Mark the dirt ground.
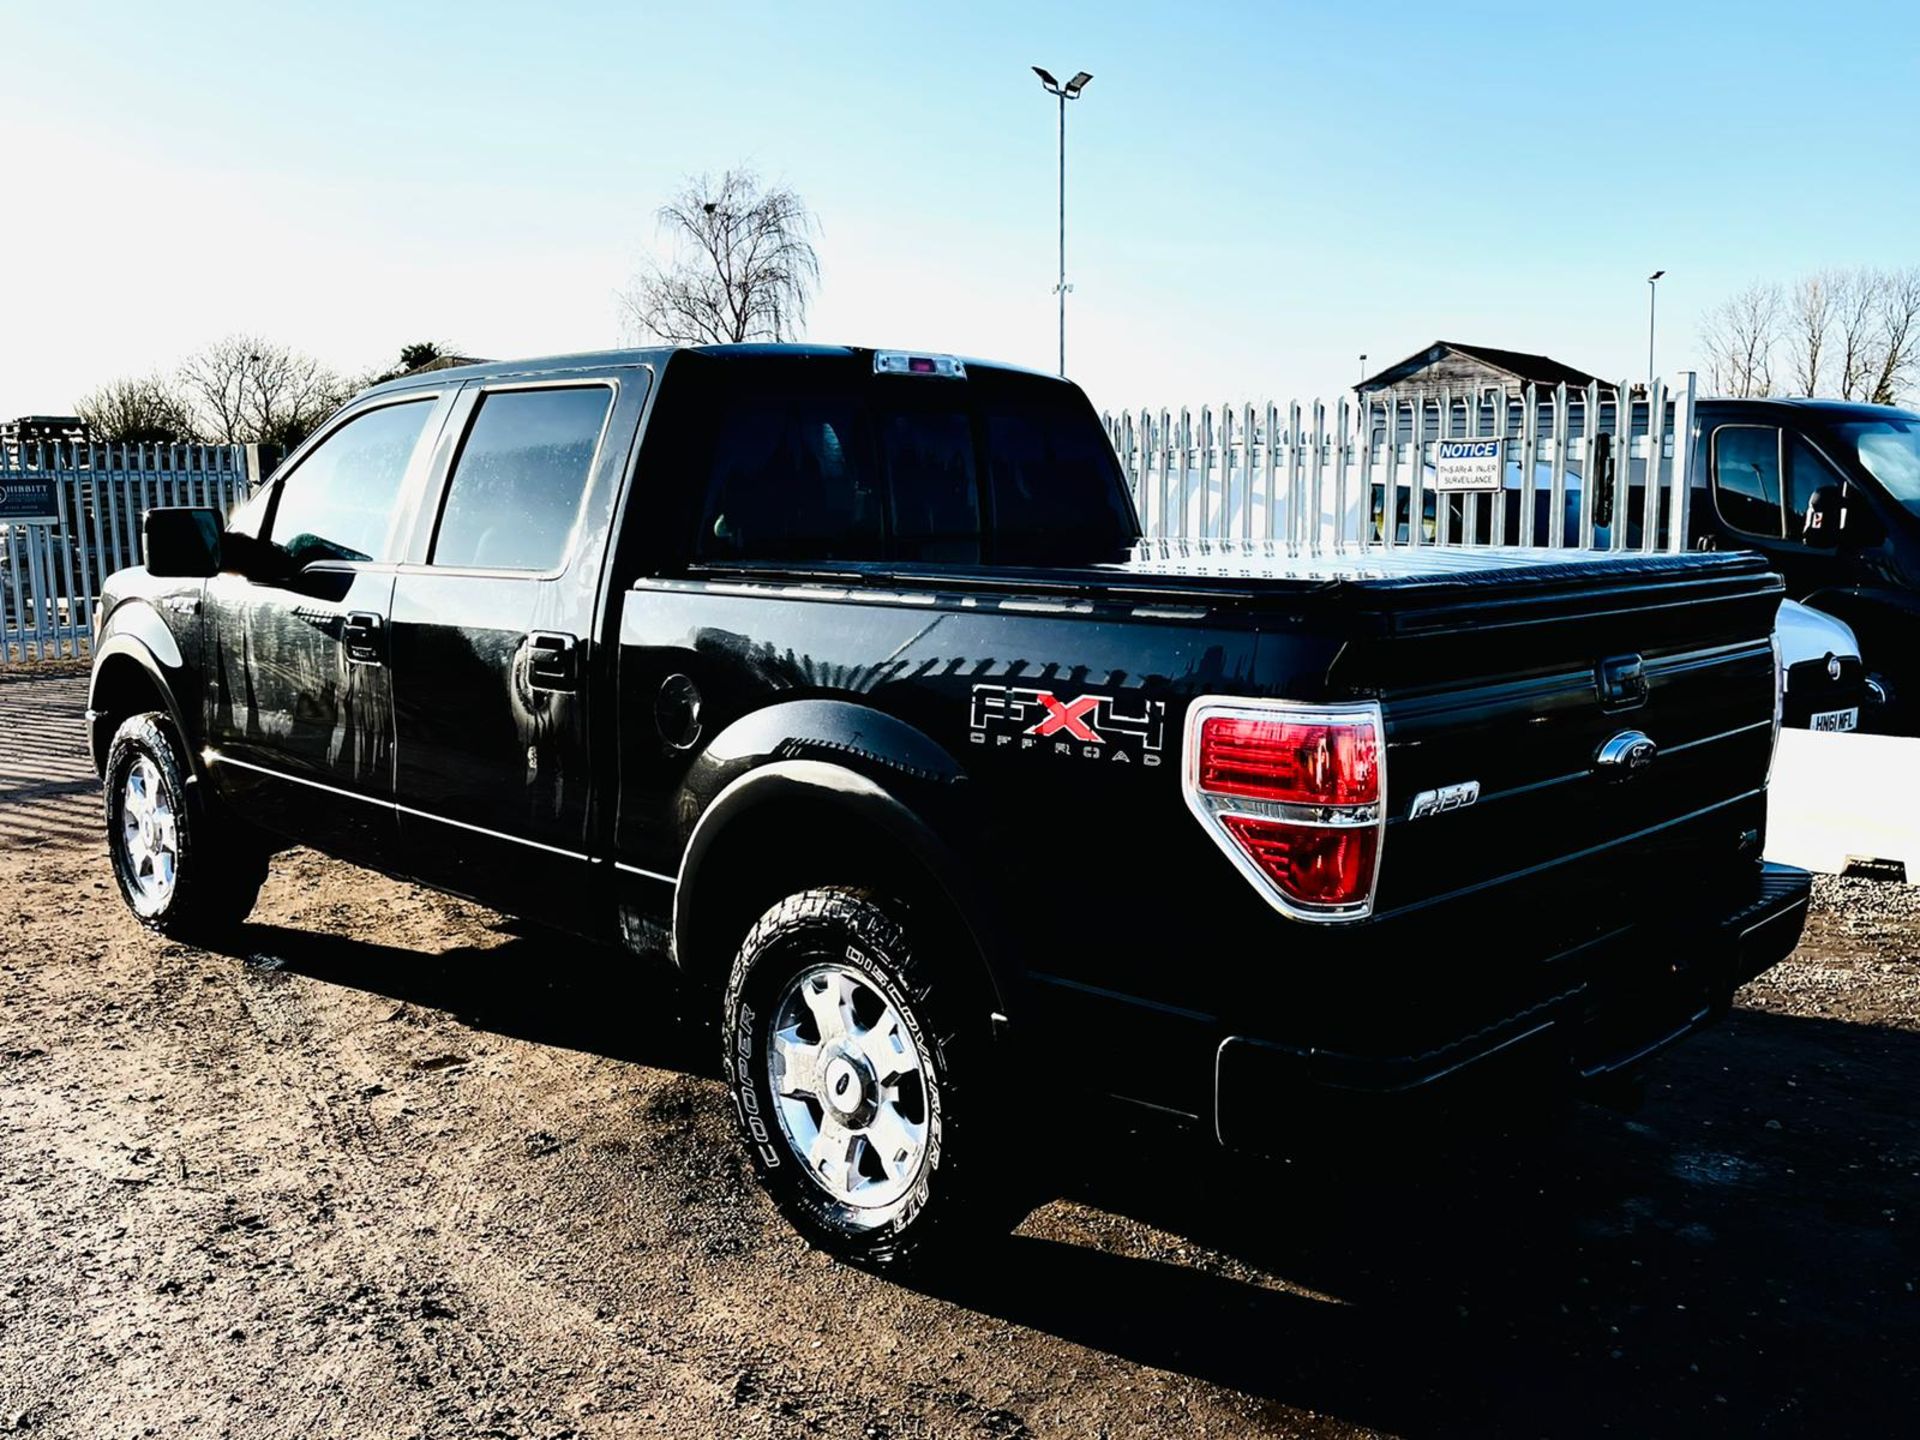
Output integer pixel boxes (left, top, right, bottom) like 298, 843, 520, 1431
2, 666, 1916, 1439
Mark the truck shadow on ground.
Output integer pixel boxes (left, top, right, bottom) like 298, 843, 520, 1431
939, 1008, 1920, 1436
234, 920, 1920, 1438
236, 919, 719, 1076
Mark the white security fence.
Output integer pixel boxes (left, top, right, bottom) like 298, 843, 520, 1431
1105, 372, 1696, 554
4, 379, 1697, 661
1, 443, 257, 663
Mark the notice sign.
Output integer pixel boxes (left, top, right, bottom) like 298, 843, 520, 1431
0, 479, 58, 523
1433, 438, 1504, 492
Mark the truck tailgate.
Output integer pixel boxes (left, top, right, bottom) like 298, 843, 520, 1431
1323, 551, 1781, 921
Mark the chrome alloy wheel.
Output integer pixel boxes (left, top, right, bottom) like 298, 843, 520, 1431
119, 755, 179, 916
768, 962, 932, 1209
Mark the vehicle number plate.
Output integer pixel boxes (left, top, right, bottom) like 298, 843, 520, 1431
1810, 707, 1859, 733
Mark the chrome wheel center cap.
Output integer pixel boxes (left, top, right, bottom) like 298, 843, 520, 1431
823, 1054, 866, 1117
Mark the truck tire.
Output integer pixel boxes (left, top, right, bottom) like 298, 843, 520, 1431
722, 886, 1005, 1270
105, 712, 268, 942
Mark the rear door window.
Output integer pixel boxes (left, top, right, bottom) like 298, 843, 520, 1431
431, 386, 612, 572
1712, 425, 1785, 538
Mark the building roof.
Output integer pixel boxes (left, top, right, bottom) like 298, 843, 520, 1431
1357, 341, 1608, 394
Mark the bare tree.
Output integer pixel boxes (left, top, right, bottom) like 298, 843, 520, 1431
1699, 283, 1782, 397
1834, 269, 1881, 401
179, 335, 351, 448
75, 374, 199, 444
1706, 267, 1920, 404
1787, 271, 1836, 396
620, 170, 821, 345
1866, 266, 1920, 405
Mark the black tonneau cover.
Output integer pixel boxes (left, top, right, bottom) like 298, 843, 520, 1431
687, 542, 1778, 620
1096, 540, 1775, 605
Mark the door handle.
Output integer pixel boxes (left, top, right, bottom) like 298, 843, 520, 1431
343, 611, 385, 665
527, 631, 579, 692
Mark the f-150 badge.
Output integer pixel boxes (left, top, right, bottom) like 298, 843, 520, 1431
1408, 780, 1480, 819
969, 684, 1166, 765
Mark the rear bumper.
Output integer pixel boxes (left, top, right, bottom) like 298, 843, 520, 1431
1214, 862, 1811, 1148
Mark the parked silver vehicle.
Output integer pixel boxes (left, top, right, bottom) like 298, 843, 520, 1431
1776, 599, 1874, 733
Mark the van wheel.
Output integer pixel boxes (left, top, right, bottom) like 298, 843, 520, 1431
722, 887, 1007, 1270
105, 713, 268, 942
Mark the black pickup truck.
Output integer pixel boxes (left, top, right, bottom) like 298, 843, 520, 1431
89, 344, 1811, 1266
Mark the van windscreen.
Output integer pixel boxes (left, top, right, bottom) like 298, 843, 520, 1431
1834, 416, 1920, 516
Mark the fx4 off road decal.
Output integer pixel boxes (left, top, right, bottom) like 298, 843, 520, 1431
968, 684, 1166, 766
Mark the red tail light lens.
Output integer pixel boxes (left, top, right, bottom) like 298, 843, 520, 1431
1197, 715, 1379, 805
1182, 699, 1385, 921
1219, 817, 1379, 907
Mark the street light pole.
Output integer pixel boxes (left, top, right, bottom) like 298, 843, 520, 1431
1647, 269, 1666, 385
1033, 66, 1092, 378
1055, 87, 1065, 375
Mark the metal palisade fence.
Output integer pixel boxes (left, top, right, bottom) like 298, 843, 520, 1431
4, 378, 1695, 662
0, 442, 258, 663
1105, 373, 1696, 555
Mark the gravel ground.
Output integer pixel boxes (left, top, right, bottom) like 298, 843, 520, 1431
1, 665, 1916, 1438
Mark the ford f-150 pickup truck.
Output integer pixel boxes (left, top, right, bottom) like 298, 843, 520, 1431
88, 344, 1811, 1266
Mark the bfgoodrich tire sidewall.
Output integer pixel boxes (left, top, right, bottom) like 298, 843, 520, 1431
723, 889, 961, 1266
105, 718, 193, 927
103, 713, 265, 940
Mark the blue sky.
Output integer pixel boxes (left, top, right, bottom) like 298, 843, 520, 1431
3, 0, 1915, 417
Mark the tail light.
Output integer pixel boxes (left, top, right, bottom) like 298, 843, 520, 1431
1182, 698, 1386, 922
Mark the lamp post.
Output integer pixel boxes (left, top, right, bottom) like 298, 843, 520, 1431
1033, 66, 1092, 377
1359, 353, 1368, 384
1647, 270, 1666, 385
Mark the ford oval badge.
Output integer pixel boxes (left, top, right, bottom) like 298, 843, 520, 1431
1595, 729, 1658, 777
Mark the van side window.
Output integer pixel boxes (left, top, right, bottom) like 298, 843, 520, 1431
1712, 425, 1784, 538
267, 399, 433, 565
1786, 435, 1844, 537
432, 386, 612, 572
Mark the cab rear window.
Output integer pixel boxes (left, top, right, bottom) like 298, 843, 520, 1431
698, 392, 883, 562
985, 401, 1134, 566
692, 369, 1133, 567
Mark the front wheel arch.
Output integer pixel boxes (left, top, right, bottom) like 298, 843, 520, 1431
88, 640, 192, 780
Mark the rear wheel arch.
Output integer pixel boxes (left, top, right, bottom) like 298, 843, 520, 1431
672, 759, 1009, 1023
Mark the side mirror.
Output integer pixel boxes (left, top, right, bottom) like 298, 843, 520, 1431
1590, 432, 1616, 530
143, 507, 223, 578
